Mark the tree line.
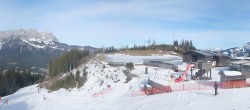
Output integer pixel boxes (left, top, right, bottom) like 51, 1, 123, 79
103, 39, 196, 53
173, 39, 196, 52
48, 49, 89, 77
0, 68, 43, 96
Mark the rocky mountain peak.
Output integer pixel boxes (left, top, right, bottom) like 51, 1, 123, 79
0, 29, 58, 43
243, 42, 250, 49
0, 29, 97, 71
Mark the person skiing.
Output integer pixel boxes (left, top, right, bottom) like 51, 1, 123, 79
5, 98, 8, 105
213, 81, 218, 95
0, 96, 2, 104
43, 95, 46, 100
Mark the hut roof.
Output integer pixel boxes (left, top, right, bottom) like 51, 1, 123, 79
184, 50, 214, 56
241, 62, 250, 66
184, 50, 231, 58
219, 71, 246, 80
223, 71, 242, 76
230, 60, 250, 65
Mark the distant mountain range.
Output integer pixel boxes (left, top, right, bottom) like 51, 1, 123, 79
201, 43, 250, 58
220, 43, 250, 58
0, 29, 98, 73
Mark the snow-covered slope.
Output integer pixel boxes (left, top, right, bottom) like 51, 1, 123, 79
2, 78, 250, 110
1, 55, 250, 110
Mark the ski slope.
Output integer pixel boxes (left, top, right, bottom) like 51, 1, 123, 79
1, 55, 250, 110
1, 84, 250, 110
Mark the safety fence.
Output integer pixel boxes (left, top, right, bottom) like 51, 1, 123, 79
92, 87, 112, 98
131, 81, 250, 97
171, 81, 215, 92
131, 82, 215, 97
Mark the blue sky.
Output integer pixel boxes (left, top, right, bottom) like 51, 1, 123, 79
1, 0, 250, 49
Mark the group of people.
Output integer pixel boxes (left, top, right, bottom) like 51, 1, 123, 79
0, 96, 8, 105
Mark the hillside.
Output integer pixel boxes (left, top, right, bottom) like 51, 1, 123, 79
1, 54, 250, 110
1, 84, 250, 110
0, 29, 97, 72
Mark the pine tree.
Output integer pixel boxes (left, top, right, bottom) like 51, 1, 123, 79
148, 38, 151, 46
48, 49, 89, 78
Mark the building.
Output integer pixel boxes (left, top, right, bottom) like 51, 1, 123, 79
183, 50, 231, 67
106, 54, 182, 67
230, 60, 250, 78
219, 71, 246, 89
108, 62, 126, 66
143, 59, 182, 69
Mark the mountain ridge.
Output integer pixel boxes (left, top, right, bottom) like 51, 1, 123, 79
0, 29, 98, 73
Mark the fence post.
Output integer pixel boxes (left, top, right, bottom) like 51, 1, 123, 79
183, 83, 184, 91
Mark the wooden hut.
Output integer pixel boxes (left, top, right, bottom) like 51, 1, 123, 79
183, 50, 231, 67
219, 71, 246, 89
241, 63, 250, 78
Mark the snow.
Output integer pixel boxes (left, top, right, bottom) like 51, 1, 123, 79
20, 37, 46, 49
106, 54, 182, 64
223, 71, 242, 76
1, 55, 250, 110
2, 83, 250, 110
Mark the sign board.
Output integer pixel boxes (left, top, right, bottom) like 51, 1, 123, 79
198, 63, 212, 69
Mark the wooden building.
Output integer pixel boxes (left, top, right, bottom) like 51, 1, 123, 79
143, 59, 182, 69
108, 62, 126, 66
183, 50, 231, 67
219, 71, 246, 89
230, 60, 250, 78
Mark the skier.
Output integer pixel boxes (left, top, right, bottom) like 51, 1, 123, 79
43, 95, 46, 100
213, 81, 218, 95
5, 98, 8, 105
0, 96, 2, 104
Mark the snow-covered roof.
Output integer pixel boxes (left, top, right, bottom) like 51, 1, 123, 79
241, 63, 250, 66
184, 50, 231, 58
232, 57, 250, 60
222, 71, 242, 76
230, 60, 250, 65
184, 50, 215, 56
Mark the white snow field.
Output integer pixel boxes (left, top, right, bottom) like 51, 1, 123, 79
105, 54, 182, 65
1, 54, 250, 110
